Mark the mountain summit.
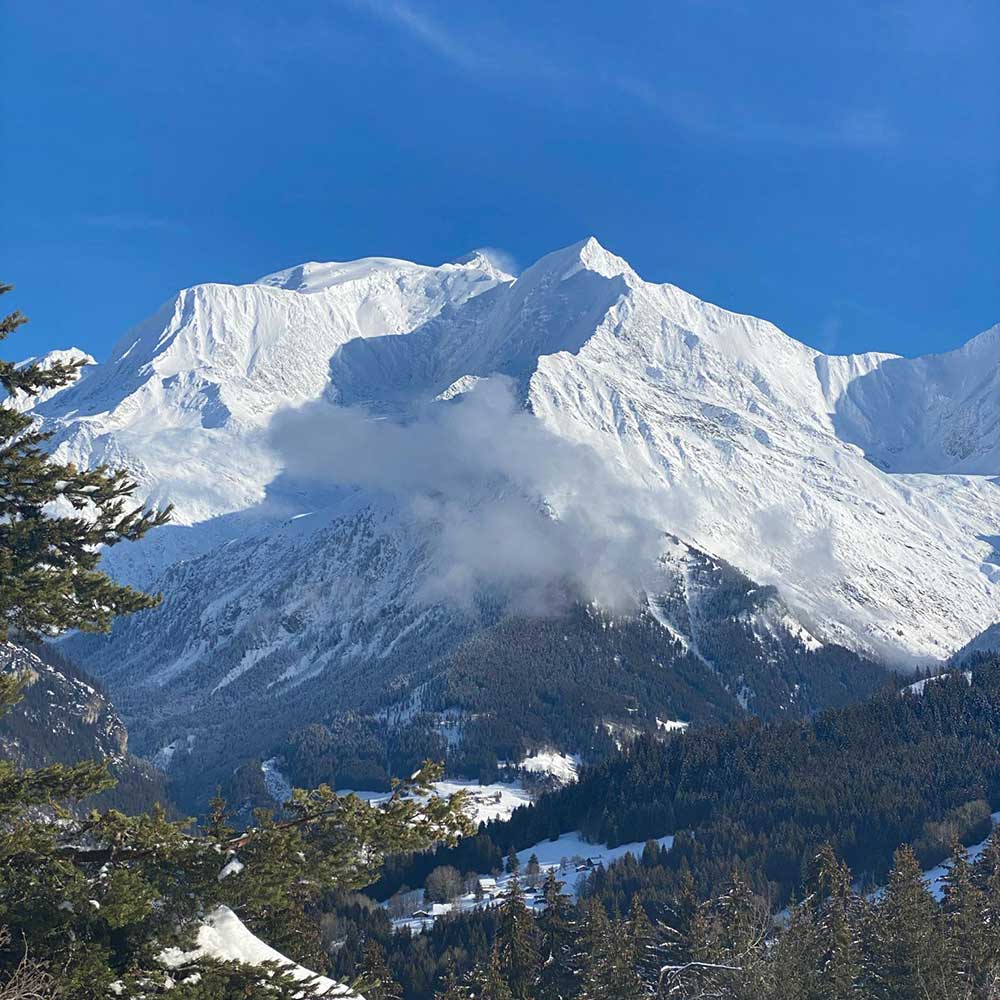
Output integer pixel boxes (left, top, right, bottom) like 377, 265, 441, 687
12, 240, 1000, 785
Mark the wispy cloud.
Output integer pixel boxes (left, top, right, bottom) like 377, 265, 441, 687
346, 3, 900, 153
347, 0, 490, 74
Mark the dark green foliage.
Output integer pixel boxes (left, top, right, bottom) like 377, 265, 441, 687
0, 294, 471, 993
359, 938, 404, 1000
105, 579, 888, 817
0, 281, 171, 640
376, 665, 1000, 911
493, 876, 541, 1000
536, 870, 576, 1000
370, 836, 1000, 1000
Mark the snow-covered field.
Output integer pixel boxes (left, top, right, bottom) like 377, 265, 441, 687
337, 779, 535, 826
518, 750, 581, 784
921, 811, 1000, 901
389, 831, 674, 933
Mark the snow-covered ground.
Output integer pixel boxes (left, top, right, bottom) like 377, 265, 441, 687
921, 811, 1000, 901
261, 756, 294, 804
518, 750, 581, 785
158, 905, 358, 996
338, 779, 534, 827
903, 670, 973, 697
655, 718, 690, 733
389, 831, 674, 933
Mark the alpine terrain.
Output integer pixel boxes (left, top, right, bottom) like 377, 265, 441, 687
13, 238, 999, 799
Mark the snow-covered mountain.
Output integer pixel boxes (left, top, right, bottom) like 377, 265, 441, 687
14, 238, 1000, 777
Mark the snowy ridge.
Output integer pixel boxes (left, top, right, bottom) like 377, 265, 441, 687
24, 239, 1000, 755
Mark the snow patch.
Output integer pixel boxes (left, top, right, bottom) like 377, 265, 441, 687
159, 905, 358, 996
518, 750, 580, 785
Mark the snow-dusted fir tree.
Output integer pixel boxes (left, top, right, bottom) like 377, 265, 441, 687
0, 281, 471, 997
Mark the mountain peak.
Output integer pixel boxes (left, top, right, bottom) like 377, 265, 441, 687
450, 249, 516, 282
517, 236, 634, 287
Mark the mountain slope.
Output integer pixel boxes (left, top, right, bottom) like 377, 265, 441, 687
11, 238, 998, 788
0, 643, 168, 814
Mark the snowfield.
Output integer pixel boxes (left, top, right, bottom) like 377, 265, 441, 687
336, 780, 535, 826
518, 750, 581, 785
15, 238, 1000, 755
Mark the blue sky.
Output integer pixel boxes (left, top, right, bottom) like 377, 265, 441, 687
2, 0, 997, 361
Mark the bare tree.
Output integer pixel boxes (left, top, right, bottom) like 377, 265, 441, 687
0, 929, 54, 1000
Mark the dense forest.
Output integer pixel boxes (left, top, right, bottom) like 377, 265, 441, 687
305, 659, 1000, 1000
373, 660, 1000, 908
331, 838, 1000, 1000
269, 576, 889, 802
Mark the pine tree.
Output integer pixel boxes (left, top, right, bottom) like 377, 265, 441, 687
0, 281, 171, 641
626, 895, 657, 986
696, 870, 771, 1000
975, 827, 1000, 988
436, 956, 471, 1000
864, 845, 946, 1000
811, 845, 862, 1000
941, 840, 989, 996
536, 870, 575, 1000
0, 280, 473, 994
359, 938, 403, 1000
770, 897, 822, 1000
525, 852, 542, 889
470, 942, 514, 1000
577, 902, 644, 1000
494, 874, 541, 1000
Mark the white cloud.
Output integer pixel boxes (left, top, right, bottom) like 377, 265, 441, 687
268, 377, 670, 613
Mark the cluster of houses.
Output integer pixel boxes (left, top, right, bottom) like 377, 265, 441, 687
402, 857, 607, 926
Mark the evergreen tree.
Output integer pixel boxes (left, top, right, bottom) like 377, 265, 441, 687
525, 853, 542, 889
941, 840, 990, 996
976, 828, 1000, 972
435, 956, 470, 1000
359, 938, 403, 1000
690, 870, 771, 1000
470, 942, 514, 1000
0, 281, 171, 641
0, 281, 471, 994
494, 874, 541, 1000
536, 870, 575, 1000
770, 898, 822, 1000
577, 902, 644, 1000
626, 895, 656, 986
811, 844, 862, 1000
864, 845, 946, 1000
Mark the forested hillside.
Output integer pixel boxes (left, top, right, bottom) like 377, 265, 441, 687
373, 660, 1000, 908
263, 562, 888, 809
331, 838, 1000, 1000
0, 642, 169, 815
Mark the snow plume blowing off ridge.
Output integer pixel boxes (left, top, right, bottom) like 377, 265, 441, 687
268, 378, 669, 614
